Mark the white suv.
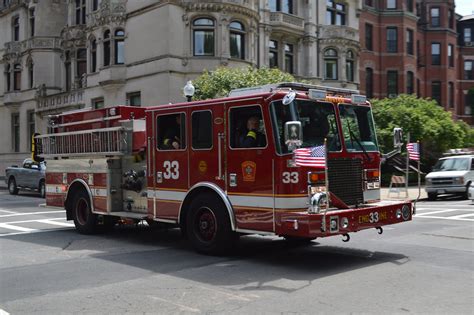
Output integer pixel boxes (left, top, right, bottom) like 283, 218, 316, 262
425, 155, 474, 201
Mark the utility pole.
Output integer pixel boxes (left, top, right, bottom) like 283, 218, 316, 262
406, 132, 410, 198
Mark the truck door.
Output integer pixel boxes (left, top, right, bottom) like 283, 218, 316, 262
152, 110, 189, 221
189, 104, 225, 190
226, 103, 274, 232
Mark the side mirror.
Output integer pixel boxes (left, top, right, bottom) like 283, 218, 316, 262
284, 121, 302, 151
31, 164, 39, 170
393, 127, 403, 148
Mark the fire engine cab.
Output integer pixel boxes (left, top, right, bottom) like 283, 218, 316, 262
37, 82, 412, 254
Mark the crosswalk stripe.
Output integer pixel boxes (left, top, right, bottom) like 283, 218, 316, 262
0, 210, 65, 218
449, 213, 474, 219
37, 219, 75, 227
415, 215, 474, 222
416, 209, 461, 216
0, 209, 17, 214
0, 228, 71, 237
0, 223, 37, 232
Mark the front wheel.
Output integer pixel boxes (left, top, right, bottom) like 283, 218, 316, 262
39, 180, 46, 198
186, 193, 237, 255
8, 178, 19, 195
72, 190, 98, 234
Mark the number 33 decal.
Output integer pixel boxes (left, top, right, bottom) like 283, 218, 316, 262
163, 161, 179, 179
282, 172, 299, 184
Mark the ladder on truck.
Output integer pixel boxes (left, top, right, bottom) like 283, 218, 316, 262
36, 127, 130, 158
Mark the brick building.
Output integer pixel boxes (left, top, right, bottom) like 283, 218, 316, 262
359, 0, 473, 125
457, 14, 474, 124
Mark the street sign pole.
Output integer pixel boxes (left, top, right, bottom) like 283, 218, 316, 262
406, 132, 410, 198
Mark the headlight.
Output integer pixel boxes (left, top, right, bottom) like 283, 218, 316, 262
453, 177, 464, 185
396, 209, 402, 219
341, 217, 349, 228
425, 178, 432, 185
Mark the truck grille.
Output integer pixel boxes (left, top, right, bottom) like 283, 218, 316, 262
328, 158, 364, 206
431, 178, 454, 185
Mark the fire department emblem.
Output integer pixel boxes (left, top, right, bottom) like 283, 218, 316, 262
241, 161, 256, 182
198, 160, 207, 174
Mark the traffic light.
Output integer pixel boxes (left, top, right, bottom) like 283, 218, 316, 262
31, 133, 44, 163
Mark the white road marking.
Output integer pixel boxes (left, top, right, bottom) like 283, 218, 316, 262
0, 228, 71, 237
415, 209, 466, 216
0, 210, 65, 218
0, 209, 17, 214
415, 215, 474, 222
0, 308, 11, 315
0, 223, 37, 232
449, 213, 474, 219
37, 219, 74, 227
148, 295, 200, 313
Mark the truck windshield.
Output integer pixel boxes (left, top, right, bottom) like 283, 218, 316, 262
271, 100, 341, 154
433, 158, 470, 171
338, 104, 378, 152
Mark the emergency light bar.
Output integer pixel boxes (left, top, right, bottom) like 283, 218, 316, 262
308, 89, 327, 100
351, 94, 367, 104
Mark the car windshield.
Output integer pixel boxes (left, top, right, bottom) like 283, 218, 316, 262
338, 104, 378, 152
271, 99, 341, 154
433, 158, 470, 171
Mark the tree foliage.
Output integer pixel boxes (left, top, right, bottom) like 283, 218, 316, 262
192, 66, 295, 100
372, 94, 473, 165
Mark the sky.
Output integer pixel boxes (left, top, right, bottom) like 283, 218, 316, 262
455, 0, 474, 16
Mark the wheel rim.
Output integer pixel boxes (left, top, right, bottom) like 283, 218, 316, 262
9, 180, 15, 193
40, 183, 45, 197
75, 197, 89, 225
194, 207, 217, 243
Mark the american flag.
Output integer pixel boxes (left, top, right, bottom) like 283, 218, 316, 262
294, 145, 326, 168
407, 142, 420, 161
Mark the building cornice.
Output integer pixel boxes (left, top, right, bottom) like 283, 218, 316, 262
182, 1, 259, 21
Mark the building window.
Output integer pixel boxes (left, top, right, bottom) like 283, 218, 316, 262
326, 1, 346, 25
406, 71, 414, 94
13, 63, 21, 91
92, 97, 104, 109
387, 27, 398, 53
269, 40, 278, 68
5, 64, 11, 91
103, 30, 111, 66
430, 7, 440, 27
387, 70, 398, 97
365, 0, 373, 7
27, 110, 35, 146
448, 9, 454, 29
406, 29, 414, 55
431, 43, 440, 65
126, 92, 141, 106
230, 21, 245, 60
90, 39, 97, 72
157, 113, 186, 150
406, 0, 413, 12
114, 29, 125, 64
448, 82, 454, 108
465, 60, 473, 80
29, 8, 35, 37
193, 18, 215, 56
448, 44, 454, 67
346, 50, 355, 82
365, 67, 373, 99
12, 16, 19, 41
65, 51, 71, 91
285, 44, 294, 74
387, 0, 396, 9
77, 49, 87, 86
324, 48, 338, 80
431, 81, 441, 105
92, 0, 99, 11
365, 24, 373, 51
417, 78, 420, 97
192, 111, 213, 150
12, 113, 20, 152
269, 0, 293, 14
465, 28, 472, 43
28, 61, 33, 89
75, 0, 86, 25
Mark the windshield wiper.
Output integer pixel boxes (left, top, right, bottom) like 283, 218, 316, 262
348, 128, 371, 162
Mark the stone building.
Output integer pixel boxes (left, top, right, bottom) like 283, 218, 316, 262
0, 0, 362, 174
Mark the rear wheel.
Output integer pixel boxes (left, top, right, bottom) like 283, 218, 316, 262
428, 192, 437, 201
186, 193, 237, 255
72, 190, 98, 234
8, 177, 19, 195
39, 180, 46, 198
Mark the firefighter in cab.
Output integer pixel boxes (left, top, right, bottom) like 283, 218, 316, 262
163, 114, 182, 149
240, 116, 266, 148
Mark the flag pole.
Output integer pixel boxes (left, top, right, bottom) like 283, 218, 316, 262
414, 140, 421, 214
323, 138, 329, 232
406, 132, 410, 199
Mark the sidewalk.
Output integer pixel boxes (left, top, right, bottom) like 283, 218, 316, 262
381, 186, 427, 201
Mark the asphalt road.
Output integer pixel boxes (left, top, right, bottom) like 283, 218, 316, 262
0, 191, 473, 314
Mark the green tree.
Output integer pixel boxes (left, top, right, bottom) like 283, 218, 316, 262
192, 66, 295, 100
372, 94, 472, 165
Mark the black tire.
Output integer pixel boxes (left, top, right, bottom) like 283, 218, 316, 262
186, 193, 237, 255
428, 192, 437, 201
39, 180, 46, 198
72, 189, 98, 234
8, 177, 19, 195
461, 183, 470, 200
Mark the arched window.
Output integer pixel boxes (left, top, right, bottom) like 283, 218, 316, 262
324, 48, 338, 80
230, 21, 245, 60
13, 63, 21, 91
90, 38, 97, 72
92, 0, 99, 11
346, 50, 355, 82
76, 48, 87, 86
12, 16, 20, 41
75, 0, 86, 25
193, 18, 215, 56
114, 29, 125, 64
103, 30, 111, 66
5, 64, 11, 91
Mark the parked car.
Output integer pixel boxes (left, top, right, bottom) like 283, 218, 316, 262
5, 158, 46, 198
468, 183, 474, 203
425, 155, 474, 201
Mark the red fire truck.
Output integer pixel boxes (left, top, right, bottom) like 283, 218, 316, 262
37, 83, 412, 254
